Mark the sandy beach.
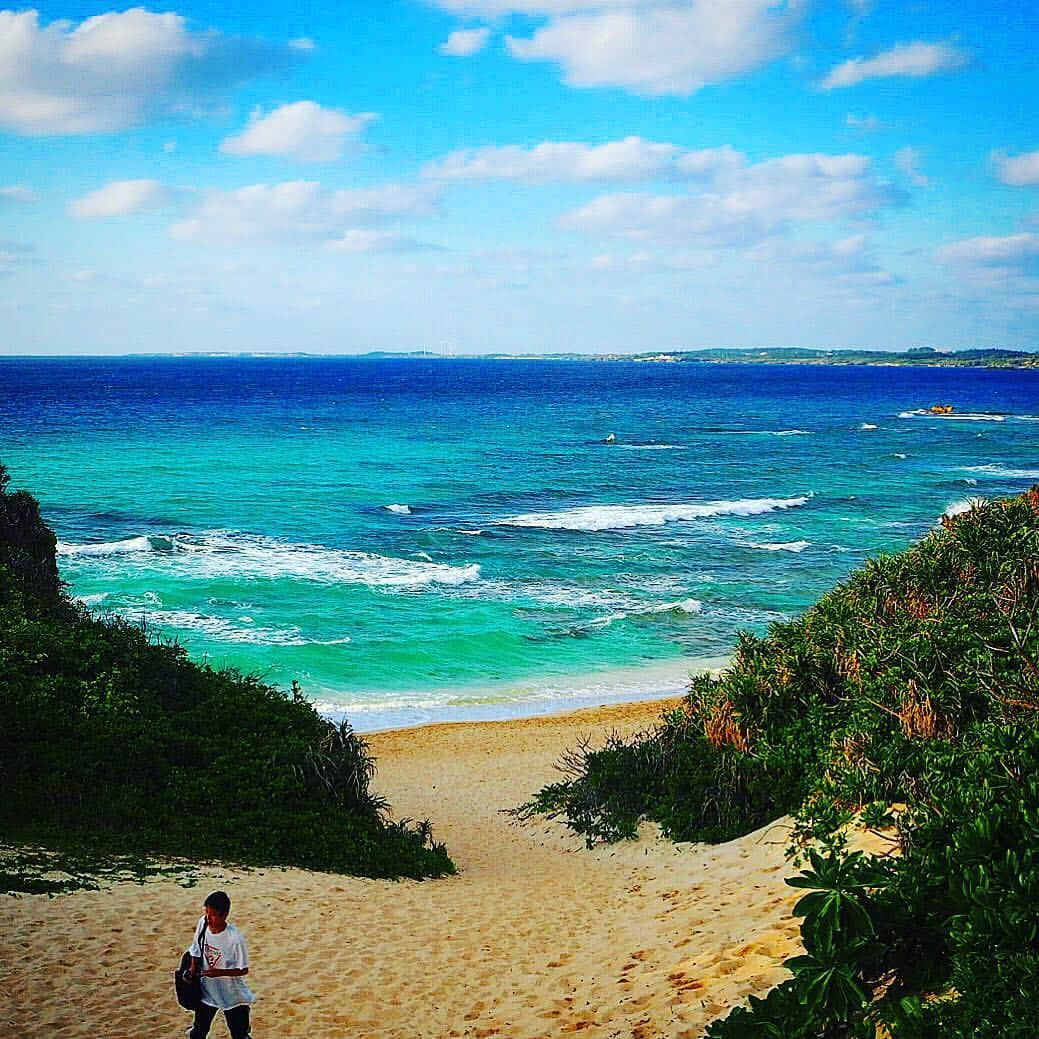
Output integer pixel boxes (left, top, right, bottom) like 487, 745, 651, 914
0, 698, 804, 1039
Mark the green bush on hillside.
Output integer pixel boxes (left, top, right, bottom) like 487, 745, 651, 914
0, 465, 453, 881
527, 489, 1039, 1036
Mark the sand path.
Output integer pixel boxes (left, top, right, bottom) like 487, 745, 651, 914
0, 700, 802, 1038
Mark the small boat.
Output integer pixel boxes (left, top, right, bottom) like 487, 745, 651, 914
605, 432, 617, 443
928, 404, 954, 415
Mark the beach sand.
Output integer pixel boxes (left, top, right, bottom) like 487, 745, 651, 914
0, 698, 804, 1039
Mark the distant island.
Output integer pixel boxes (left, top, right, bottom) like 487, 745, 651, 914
366, 346, 1039, 367
14, 346, 1034, 366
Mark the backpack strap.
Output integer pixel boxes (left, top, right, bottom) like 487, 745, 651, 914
195, 918, 208, 967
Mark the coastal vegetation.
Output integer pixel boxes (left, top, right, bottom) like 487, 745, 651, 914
527, 489, 1039, 1036
0, 465, 454, 885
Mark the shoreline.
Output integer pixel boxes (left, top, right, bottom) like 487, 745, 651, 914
319, 654, 729, 733
1, 695, 802, 1039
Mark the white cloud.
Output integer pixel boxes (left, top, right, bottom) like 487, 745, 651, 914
589, 249, 719, 273
0, 185, 38, 203
424, 138, 742, 183
994, 151, 1039, 188
0, 8, 300, 135
744, 234, 896, 286
846, 112, 879, 132
221, 102, 376, 163
559, 152, 901, 246
328, 229, 428, 253
895, 146, 928, 188
433, 1, 667, 13
440, 27, 491, 56
821, 40, 968, 90
69, 179, 173, 218
936, 233, 1039, 270
170, 180, 441, 246
506, 1, 804, 95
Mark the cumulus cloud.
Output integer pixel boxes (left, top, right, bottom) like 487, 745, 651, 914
424, 137, 742, 183
895, 146, 928, 188
0, 185, 38, 203
440, 27, 491, 56
0, 8, 301, 135
504, 1, 804, 95
220, 101, 376, 163
994, 151, 1039, 188
589, 249, 719, 273
744, 234, 896, 286
936, 233, 1039, 270
559, 152, 901, 246
69, 179, 173, 218
821, 40, 968, 90
328, 229, 432, 253
169, 180, 441, 247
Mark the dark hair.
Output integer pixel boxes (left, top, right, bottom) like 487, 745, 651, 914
204, 890, 231, 915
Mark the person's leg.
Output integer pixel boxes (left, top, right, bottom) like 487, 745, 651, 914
223, 1004, 252, 1039
188, 1002, 219, 1039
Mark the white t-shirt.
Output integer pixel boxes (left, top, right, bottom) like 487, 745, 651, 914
188, 917, 256, 1010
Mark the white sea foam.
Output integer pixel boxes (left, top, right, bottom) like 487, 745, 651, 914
615, 443, 686, 450
727, 429, 811, 437
314, 657, 731, 731
962, 464, 1039, 479
145, 608, 352, 647
894, 453, 908, 459
58, 530, 481, 589
942, 498, 985, 520
58, 535, 156, 557
900, 409, 1005, 422
860, 423, 878, 431
586, 597, 703, 628
385, 503, 411, 515
77, 592, 110, 606
497, 495, 810, 532
750, 540, 811, 553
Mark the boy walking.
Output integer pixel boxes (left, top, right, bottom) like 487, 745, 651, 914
184, 891, 255, 1039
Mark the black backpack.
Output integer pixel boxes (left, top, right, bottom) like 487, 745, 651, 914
174, 918, 208, 1012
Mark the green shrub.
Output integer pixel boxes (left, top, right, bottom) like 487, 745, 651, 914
0, 465, 454, 882
527, 489, 1039, 1035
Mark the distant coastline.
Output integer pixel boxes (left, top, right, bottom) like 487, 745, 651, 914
5, 346, 1035, 368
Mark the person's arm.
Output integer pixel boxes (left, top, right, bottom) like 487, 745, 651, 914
200, 931, 250, 978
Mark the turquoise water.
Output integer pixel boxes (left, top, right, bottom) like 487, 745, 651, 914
3, 357, 1038, 729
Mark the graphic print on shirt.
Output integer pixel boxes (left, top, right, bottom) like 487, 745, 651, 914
204, 941, 223, 970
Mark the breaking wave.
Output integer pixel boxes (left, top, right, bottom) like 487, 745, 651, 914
145, 609, 353, 647
962, 464, 1039, 480
497, 495, 811, 532
585, 598, 703, 629
57, 530, 480, 589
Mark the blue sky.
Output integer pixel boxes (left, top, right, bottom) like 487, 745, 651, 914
0, 0, 1037, 354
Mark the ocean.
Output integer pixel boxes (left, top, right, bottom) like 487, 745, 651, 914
3, 356, 1037, 730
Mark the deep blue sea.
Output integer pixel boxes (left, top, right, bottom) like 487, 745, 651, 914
3, 356, 1037, 729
